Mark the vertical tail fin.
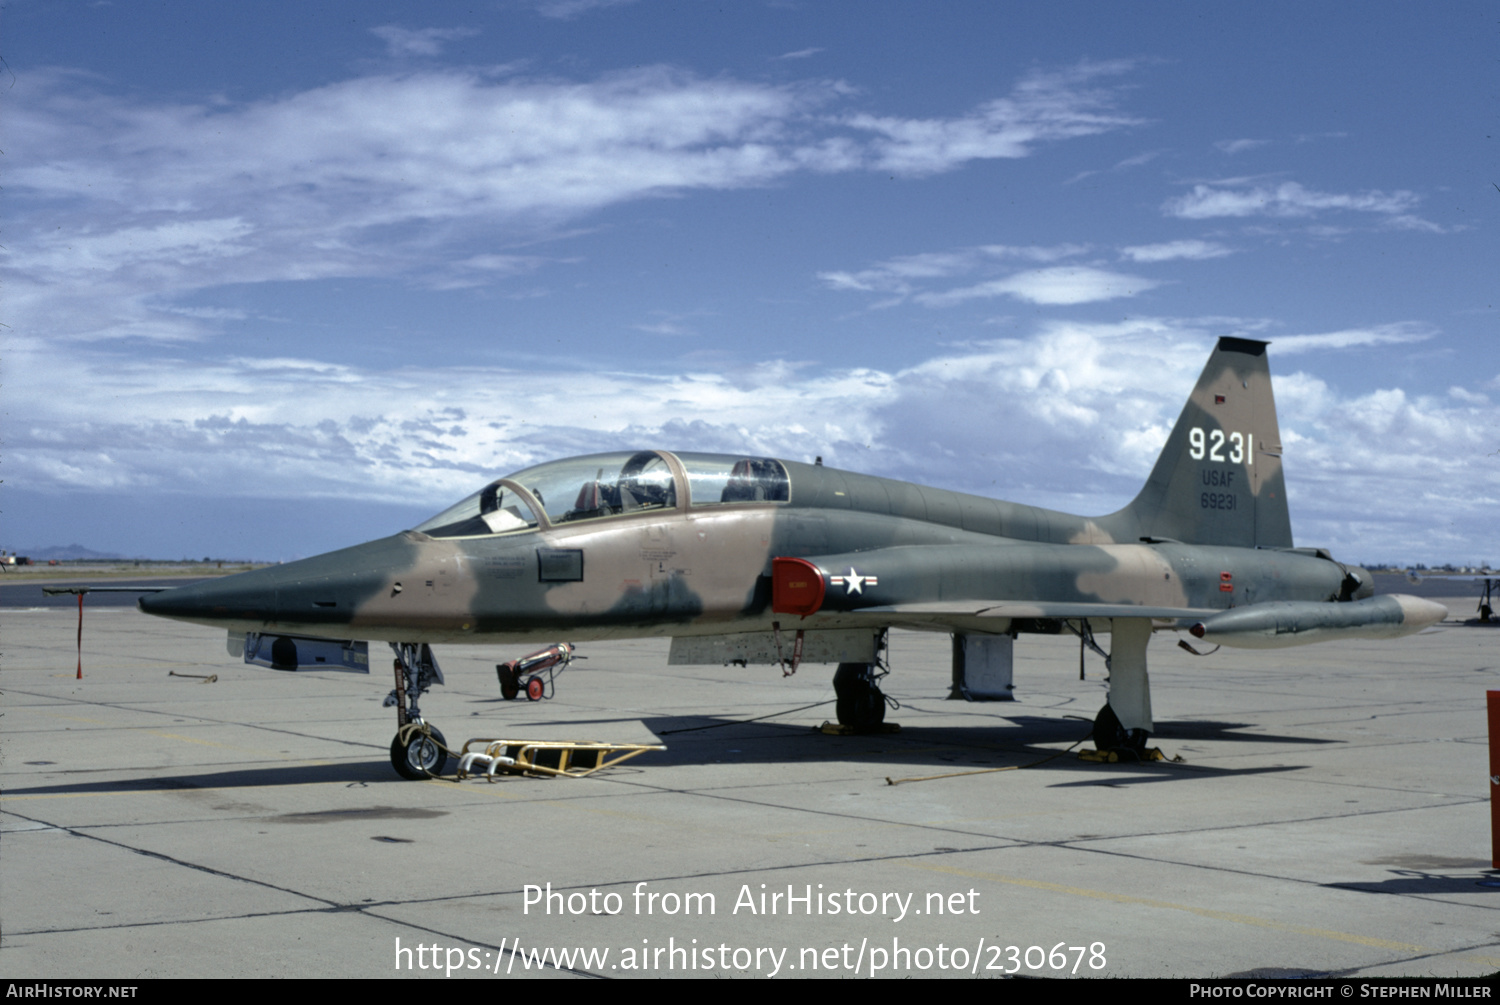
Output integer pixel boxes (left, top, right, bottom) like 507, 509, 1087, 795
1111, 337, 1293, 548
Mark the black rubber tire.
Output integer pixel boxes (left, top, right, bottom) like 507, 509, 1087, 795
1092, 703, 1148, 754
833, 662, 886, 730
498, 665, 519, 700
390, 725, 448, 780
1091, 702, 1129, 750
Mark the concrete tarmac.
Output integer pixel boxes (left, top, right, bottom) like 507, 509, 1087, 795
2, 598, 1497, 979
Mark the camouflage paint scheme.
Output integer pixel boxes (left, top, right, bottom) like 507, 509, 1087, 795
140, 338, 1446, 746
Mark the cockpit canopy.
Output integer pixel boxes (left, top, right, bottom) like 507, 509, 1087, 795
414, 450, 790, 539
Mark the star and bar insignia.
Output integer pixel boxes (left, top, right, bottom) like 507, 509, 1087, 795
828, 568, 879, 595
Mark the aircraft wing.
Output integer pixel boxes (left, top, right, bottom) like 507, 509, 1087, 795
857, 600, 1209, 626
782, 600, 1211, 635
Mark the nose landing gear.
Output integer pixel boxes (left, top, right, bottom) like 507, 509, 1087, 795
385, 643, 448, 779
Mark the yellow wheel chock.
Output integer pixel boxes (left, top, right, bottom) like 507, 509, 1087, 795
1078, 746, 1167, 763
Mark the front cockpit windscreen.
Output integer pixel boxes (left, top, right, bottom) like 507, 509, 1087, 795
506, 451, 678, 525
413, 482, 540, 538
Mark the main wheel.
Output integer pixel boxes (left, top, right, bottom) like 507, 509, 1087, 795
1091, 702, 1128, 750
1091, 703, 1148, 754
833, 662, 886, 730
391, 725, 448, 780
525, 676, 545, 701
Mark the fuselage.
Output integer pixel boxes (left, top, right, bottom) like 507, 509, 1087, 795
139, 449, 1367, 645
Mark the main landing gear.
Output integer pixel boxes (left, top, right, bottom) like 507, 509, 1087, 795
831, 632, 898, 733
833, 662, 888, 729
385, 642, 449, 779
1085, 618, 1158, 761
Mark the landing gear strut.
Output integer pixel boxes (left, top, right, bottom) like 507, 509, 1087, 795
1088, 619, 1157, 760
830, 630, 896, 732
385, 642, 448, 779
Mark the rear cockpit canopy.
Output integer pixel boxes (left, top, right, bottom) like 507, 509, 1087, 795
414, 450, 790, 539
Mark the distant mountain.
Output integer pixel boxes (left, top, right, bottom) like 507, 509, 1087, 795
10, 544, 129, 561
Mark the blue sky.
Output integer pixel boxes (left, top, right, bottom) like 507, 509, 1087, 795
4, 1, 1496, 563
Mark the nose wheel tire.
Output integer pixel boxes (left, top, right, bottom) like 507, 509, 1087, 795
391, 725, 448, 779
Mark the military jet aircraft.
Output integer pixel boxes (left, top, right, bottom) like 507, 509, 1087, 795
139, 337, 1448, 778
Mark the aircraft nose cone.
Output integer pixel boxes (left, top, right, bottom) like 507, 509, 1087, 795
138, 574, 277, 622
136, 533, 418, 630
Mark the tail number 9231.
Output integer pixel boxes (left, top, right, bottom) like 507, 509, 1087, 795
1189, 427, 1252, 465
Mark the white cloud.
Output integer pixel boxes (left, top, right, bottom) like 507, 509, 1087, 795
370, 25, 479, 58
1163, 180, 1421, 219
631, 311, 706, 337
1215, 138, 1267, 155
916, 266, 1159, 307
1449, 386, 1489, 404
818, 244, 1089, 299
821, 245, 1156, 308
160, 305, 251, 321
8, 318, 1492, 561
28, 218, 256, 276
1385, 214, 1448, 233
7, 64, 1142, 344
1269, 371, 1500, 559
844, 60, 1143, 176
1064, 148, 1163, 185
1272, 322, 1435, 354
775, 48, 824, 61
0, 318, 1210, 508
531, 0, 638, 18
1119, 239, 1231, 263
